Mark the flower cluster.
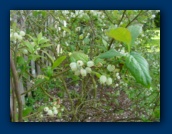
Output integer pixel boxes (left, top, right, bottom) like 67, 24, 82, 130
44, 104, 64, 117
10, 29, 25, 42
70, 60, 94, 77
99, 75, 113, 86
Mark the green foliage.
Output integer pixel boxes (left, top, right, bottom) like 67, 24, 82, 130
125, 52, 152, 87
106, 27, 132, 51
52, 56, 66, 69
128, 24, 143, 46
10, 10, 160, 122
70, 51, 89, 63
23, 107, 32, 117
97, 49, 124, 59
154, 12, 160, 28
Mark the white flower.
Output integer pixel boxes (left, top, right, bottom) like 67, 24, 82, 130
52, 106, 57, 111
44, 107, 49, 112
63, 20, 67, 27
85, 67, 92, 73
20, 31, 25, 36
70, 62, 77, 71
23, 49, 28, 54
116, 73, 119, 77
80, 68, 87, 77
47, 110, 53, 116
76, 27, 81, 32
115, 84, 119, 87
106, 78, 112, 85
61, 107, 64, 112
117, 76, 120, 80
53, 110, 58, 115
13, 32, 19, 39
107, 65, 115, 72
87, 61, 94, 67
77, 60, 84, 67
151, 14, 156, 19
10, 33, 12, 38
17, 35, 23, 41
100, 75, 107, 84
74, 70, 80, 76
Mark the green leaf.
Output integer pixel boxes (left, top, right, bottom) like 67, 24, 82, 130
91, 71, 101, 78
52, 56, 66, 69
24, 41, 34, 53
62, 27, 71, 33
40, 44, 53, 48
70, 51, 89, 63
17, 57, 25, 65
23, 107, 32, 117
39, 38, 49, 44
37, 32, 42, 44
28, 55, 43, 61
41, 50, 54, 64
128, 24, 142, 45
106, 27, 132, 45
44, 66, 53, 77
93, 57, 105, 66
125, 52, 152, 87
97, 49, 124, 59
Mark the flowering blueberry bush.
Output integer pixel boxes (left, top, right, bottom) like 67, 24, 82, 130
10, 10, 160, 122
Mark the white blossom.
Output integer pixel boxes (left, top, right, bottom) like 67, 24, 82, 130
47, 110, 53, 116
17, 35, 23, 41
117, 76, 120, 80
44, 107, 49, 112
52, 106, 57, 111
77, 60, 84, 67
63, 20, 67, 27
107, 65, 115, 72
116, 73, 119, 77
20, 31, 25, 36
74, 70, 80, 76
23, 49, 28, 54
100, 75, 107, 84
85, 67, 92, 73
151, 14, 156, 19
80, 68, 87, 77
106, 78, 112, 85
115, 84, 119, 87
61, 107, 64, 112
53, 110, 58, 115
13, 32, 19, 39
87, 61, 94, 67
70, 62, 77, 71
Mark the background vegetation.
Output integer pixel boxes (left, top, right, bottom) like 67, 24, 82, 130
10, 10, 160, 122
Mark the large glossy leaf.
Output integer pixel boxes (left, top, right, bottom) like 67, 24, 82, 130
106, 27, 132, 45
128, 24, 142, 45
52, 55, 66, 69
125, 52, 152, 87
97, 49, 124, 59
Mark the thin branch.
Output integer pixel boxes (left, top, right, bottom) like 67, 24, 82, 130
10, 50, 23, 122
108, 10, 126, 50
